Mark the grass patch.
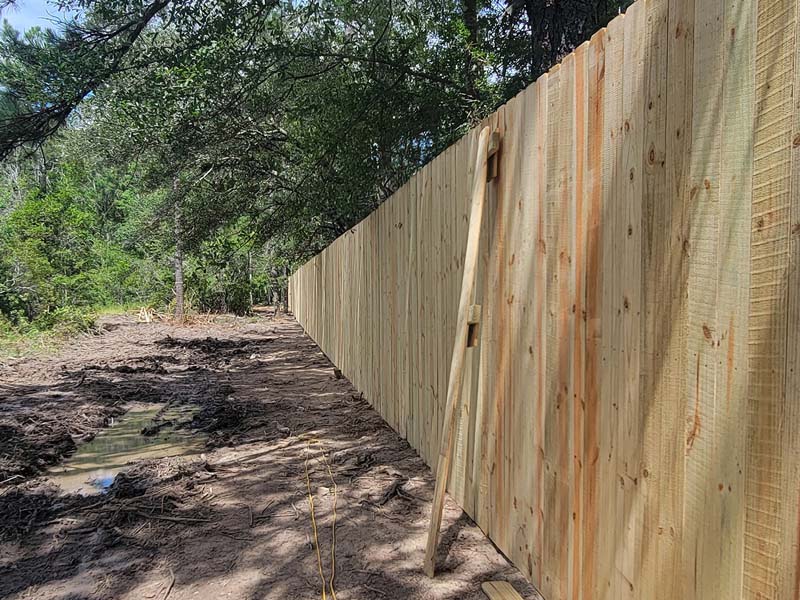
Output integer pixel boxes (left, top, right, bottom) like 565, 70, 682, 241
0, 306, 101, 359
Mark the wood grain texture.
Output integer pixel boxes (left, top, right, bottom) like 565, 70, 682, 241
619, 4, 645, 596
532, 71, 549, 586
542, 62, 562, 600
571, 40, 589, 600
684, 0, 724, 596
287, 0, 799, 595
581, 29, 605, 600
639, 0, 671, 595
598, 14, 624, 599
715, 0, 754, 594
481, 581, 525, 600
744, 0, 797, 596
782, 3, 800, 599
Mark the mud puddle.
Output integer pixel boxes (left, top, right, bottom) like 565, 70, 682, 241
47, 403, 205, 494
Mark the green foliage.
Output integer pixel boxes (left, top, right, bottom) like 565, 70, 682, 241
0, 0, 627, 335
185, 224, 270, 315
30, 305, 95, 335
0, 138, 282, 332
0, 150, 173, 331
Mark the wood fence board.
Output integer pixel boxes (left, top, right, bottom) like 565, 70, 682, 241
432, 151, 443, 456
477, 106, 502, 538
449, 137, 463, 501
639, 0, 670, 594
557, 51, 577, 600
445, 143, 456, 460
542, 63, 562, 600
781, 2, 800, 596
744, 0, 796, 595
511, 82, 540, 583
420, 163, 431, 462
493, 95, 515, 558
581, 29, 605, 600
481, 580, 525, 600
413, 172, 420, 447
598, 14, 624, 600
388, 194, 396, 430
714, 0, 754, 594
399, 181, 409, 438
451, 135, 470, 508
684, 0, 725, 594
532, 71, 548, 585
571, 41, 589, 600
620, 3, 646, 596
495, 90, 521, 565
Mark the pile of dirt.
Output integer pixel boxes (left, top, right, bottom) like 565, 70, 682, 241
1, 458, 216, 541
155, 335, 266, 355
192, 394, 271, 447
93, 459, 217, 527
0, 481, 62, 539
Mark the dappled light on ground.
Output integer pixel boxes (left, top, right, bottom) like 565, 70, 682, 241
0, 311, 539, 599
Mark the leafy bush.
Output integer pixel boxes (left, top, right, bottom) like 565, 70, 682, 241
0, 160, 174, 331
32, 307, 96, 336
0, 312, 14, 336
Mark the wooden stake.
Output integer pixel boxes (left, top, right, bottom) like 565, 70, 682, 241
423, 126, 496, 577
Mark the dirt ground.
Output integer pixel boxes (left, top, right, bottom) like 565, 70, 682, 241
0, 309, 541, 600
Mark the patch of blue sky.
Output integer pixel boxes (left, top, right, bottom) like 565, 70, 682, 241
1, 0, 78, 33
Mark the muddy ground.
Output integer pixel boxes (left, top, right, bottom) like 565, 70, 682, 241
0, 309, 540, 599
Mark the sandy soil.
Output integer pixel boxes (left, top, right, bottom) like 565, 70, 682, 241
0, 309, 541, 600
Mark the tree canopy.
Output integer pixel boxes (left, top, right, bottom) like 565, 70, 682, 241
0, 0, 626, 329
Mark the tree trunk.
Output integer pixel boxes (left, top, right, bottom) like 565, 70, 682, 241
462, 0, 479, 100
282, 265, 289, 312
248, 250, 254, 310
37, 146, 48, 193
173, 177, 185, 322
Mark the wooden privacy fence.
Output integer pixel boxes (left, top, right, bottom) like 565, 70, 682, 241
289, 0, 800, 595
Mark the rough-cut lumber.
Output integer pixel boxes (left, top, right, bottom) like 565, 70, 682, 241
424, 126, 494, 578
638, 0, 672, 595
683, 0, 723, 595
581, 30, 604, 600
288, 0, 800, 595
713, 0, 753, 595
481, 581, 525, 600
783, 5, 800, 600
597, 14, 623, 598
744, 0, 798, 596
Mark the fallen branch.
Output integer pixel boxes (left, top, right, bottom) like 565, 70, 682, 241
162, 568, 175, 600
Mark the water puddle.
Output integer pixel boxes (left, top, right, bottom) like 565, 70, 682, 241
47, 403, 205, 494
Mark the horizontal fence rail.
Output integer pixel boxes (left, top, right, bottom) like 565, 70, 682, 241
289, 0, 800, 596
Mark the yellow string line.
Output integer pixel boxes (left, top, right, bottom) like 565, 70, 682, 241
305, 442, 327, 600
321, 448, 338, 600
303, 437, 339, 600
